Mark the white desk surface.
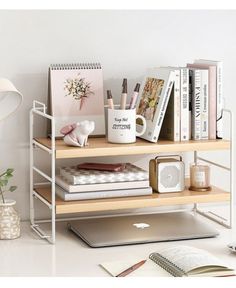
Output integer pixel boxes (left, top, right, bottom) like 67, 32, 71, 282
0, 205, 236, 277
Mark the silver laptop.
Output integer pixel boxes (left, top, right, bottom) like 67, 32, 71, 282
68, 211, 219, 247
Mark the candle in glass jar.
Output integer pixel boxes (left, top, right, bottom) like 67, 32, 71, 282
190, 164, 210, 191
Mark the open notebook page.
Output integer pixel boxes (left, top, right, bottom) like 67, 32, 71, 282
157, 245, 229, 274
100, 258, 170, 277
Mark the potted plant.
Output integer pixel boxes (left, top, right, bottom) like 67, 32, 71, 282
0, 168, 20, 239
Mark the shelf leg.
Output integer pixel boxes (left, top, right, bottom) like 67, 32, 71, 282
29, 109, 35, 226
51, 117, 56, 244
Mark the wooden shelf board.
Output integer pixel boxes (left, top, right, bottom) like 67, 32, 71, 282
34, 137, 230, 159
34, 186, 230, 215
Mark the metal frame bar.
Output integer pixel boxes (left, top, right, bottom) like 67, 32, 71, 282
193, 109, 234, 228
30, 100, 56, 244
33, 190, 52, 209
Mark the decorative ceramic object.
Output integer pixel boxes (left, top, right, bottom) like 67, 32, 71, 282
60, 120, 95, 147
0, 199, 20, 239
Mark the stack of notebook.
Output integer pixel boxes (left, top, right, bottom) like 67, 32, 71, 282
55, 163, 152, 201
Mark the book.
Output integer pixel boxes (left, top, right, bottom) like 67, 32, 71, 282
189, 69, 208, 140
48, 63, 105, 137
136, 68, 175, 143
55, 175, 150, 193
55, 185, 152, 201
159, 68, 180, 141
194, 59, 223, 139
180, 67, 189, 141
200, 69, 209, 139
187, 63, 216, 140
190, 69, 202, 140
100, 245, 235, 277
60, 163, 148, 185
77, 162, 126, 172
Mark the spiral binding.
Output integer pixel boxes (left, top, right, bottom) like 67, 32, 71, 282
50, 63, 101, 70
149, 252, 187, 277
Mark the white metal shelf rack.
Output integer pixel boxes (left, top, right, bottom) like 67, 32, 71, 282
29, 101, 234, 244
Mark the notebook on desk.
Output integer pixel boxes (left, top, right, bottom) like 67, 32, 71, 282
68, 211, 219, 248
100, 245, 235, 277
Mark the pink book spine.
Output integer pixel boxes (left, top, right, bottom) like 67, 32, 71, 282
208, 66, 217, 140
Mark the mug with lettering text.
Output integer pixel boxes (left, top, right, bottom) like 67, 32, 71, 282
107, 108, 146, 144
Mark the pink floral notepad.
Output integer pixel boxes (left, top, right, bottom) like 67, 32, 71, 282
49, 63, 105, 137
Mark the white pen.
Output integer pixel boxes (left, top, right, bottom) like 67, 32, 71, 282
129, 83, 140, 109
120, 78, 127, 110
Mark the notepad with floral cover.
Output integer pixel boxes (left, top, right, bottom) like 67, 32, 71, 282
48, 63, 105, 137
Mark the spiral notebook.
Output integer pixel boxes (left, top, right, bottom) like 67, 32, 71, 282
48, 63, 105, 137
100, 245, 235, 277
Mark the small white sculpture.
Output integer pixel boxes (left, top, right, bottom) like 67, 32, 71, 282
60, 120, 95, 147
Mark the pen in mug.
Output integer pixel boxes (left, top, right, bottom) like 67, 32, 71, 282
120, 78, 127, 110
107, 90, 114, 109
129, 83, 140, 109
116, 259, 147, 277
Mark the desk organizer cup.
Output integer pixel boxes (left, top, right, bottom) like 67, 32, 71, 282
108, 108, 146, 144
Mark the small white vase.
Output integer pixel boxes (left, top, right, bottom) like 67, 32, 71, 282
0, 199, 20, 239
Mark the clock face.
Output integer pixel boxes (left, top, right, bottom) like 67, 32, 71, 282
160, 166, 180, 188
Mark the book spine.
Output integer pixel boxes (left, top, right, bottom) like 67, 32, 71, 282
152, 73, 175, 142
216, 62, 223, 139
55, 175, 150, 193
174, 70, 180, 141
189, 70, 193, 139
56, 186, 152, 201
208, 67, 217, 140
200, 70, 209, 139
180, 68, 189, 141
192, 70, 201, 140
60, 167, 148, 185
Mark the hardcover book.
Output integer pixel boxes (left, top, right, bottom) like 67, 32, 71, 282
136, 68, 175, 143
187, 63, 216, 139
194, 59, 223, 139
55, 175, 150, 193
179, 67, 189, 141
55, 185, 152, 201
60, 163, 148, 185
159, 67, 180, 141
189, 69, 202, 140
189, 69, 208, 140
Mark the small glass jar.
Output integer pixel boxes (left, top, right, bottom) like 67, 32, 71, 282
189, 163, 211, 192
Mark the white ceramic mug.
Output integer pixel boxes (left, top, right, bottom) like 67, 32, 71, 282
108, 108, 146, 144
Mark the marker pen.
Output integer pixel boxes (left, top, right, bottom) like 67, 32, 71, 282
107, 90, 114, 109
129, 83, 140, 109
120, 78, 127, 110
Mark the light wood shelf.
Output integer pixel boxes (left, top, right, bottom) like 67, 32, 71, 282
34, 185, 230, 215
34, 137, 230, 159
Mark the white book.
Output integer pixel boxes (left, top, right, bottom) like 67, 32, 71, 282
60, 163, 148, 185
159, 68, 180, 141
190, 69, 201, 140
56, 185, 153, 201
136, 68, 175, 143
180, 68, 189, 141
200, 70, 209, 139
194, 59, 223, 139
55, 175, 150, 193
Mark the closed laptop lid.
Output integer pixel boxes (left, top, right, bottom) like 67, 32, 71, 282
68, 212, 219, 247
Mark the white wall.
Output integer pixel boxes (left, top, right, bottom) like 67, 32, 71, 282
0, 10, 235, 220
